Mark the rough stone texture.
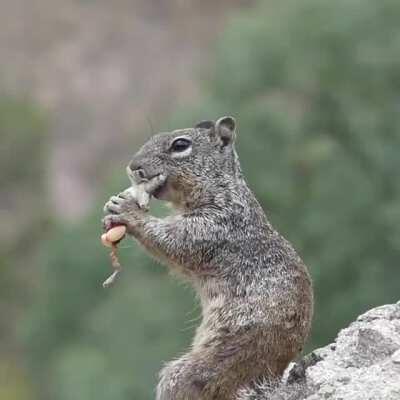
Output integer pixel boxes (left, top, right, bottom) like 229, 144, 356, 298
238, 301, 400, 400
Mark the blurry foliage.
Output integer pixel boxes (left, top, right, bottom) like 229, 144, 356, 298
0, 96, 49, 400
0, 362, 33, 400
0, 96, 48, 254
3, 0, 400, 399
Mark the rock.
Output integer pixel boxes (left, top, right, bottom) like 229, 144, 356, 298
238, 301, 400, 400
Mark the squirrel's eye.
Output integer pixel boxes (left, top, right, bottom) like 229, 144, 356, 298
171, 138, 192, 153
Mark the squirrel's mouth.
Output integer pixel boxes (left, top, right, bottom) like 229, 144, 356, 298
126, 166, 168, 200
152, 178, 167, 199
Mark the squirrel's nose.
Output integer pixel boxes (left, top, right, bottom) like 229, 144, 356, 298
129, 165, 146, 182
129, 159, 142, 172
128, 159, 144, 179
135, 168, 147, 180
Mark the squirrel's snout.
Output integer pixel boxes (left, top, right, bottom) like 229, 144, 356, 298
128, 159, 147, 181
128, 159, 142, 173
128, 160, 162, 183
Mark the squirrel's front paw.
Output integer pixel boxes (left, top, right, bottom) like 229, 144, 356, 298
102, 191, 145, 233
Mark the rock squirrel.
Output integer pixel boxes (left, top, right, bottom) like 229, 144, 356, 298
103, 116, 314, 400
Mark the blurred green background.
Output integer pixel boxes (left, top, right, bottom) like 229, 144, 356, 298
1, 0, 400, 399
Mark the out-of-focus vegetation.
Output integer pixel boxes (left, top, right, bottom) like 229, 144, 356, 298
0, 97, 48, 399
1, 0, 400, 399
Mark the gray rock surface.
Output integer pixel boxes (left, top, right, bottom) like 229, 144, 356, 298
238, 301, 400, 400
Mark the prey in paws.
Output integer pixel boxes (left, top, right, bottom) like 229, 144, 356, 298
101, 173, 166, 287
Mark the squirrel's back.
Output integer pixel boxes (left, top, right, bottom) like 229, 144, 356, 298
190, 177, 313, 391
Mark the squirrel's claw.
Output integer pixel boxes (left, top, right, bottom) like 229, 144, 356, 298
103, 196, 124, 213
104, 198, 123, 214
102, 214, 128, 231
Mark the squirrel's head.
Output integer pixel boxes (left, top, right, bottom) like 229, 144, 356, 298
128, 116, 240, 209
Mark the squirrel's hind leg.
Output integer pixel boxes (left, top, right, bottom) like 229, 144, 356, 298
156, 351, 230, 400
156, 356, 207, 400
156, 329, 258, 400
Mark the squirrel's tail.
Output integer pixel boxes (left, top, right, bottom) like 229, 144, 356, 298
236, 378, 276, 400
235, 378, 308, 400
236, 353, 320, 399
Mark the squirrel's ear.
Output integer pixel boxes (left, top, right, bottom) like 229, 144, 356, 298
195, 120, 215, 130
215, 116, 236, 145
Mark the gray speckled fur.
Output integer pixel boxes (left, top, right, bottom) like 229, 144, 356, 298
103, 117, 313, 400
